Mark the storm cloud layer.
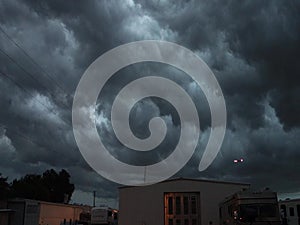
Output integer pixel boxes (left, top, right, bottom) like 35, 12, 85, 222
0, 0, 299, 206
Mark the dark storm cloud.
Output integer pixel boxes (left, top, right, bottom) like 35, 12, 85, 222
0, 0, 299, 204
136, 0, 300, 129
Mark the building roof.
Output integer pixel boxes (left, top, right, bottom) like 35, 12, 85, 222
119, 177, 250, 189
8, 198, 92, 209
279, 198, 300, 203
0, 209, 15, 213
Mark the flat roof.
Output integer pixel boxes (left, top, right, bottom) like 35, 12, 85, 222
8, 198, 92, 209
0, 209, 15, 213
119, 177, 250, 189
279, 198, 300, 203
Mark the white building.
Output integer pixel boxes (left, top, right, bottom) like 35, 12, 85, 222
279, 198, 300, 225
119, 178, 250, 225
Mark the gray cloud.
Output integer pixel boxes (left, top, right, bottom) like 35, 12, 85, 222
0, 0, 299, 205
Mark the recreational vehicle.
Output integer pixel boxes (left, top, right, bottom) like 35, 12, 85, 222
91, 206, 118, 225
219, 189, 281, 225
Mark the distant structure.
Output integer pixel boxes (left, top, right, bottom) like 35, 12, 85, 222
219, 188, 281, 224
279, 198, 300, 225
118, 177, 250, 225
0, 198, 91, 225
91, 206, 118, 225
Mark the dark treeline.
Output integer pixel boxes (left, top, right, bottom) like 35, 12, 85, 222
0, 169, 74, 203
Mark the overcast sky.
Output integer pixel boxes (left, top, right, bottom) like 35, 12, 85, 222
0, 0, 300, 208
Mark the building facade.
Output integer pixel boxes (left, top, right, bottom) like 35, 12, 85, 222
1, 198, 91, 225
119, 178, 250, 225
279, 198, 300, 225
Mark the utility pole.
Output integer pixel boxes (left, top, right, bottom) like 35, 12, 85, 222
93, 191, 96, 207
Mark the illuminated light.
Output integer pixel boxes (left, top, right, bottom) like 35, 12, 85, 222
234, 159, 238, 163
240, 158, 244, 162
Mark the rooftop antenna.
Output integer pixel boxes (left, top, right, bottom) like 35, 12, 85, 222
93, 191, 96, 207
144, 166, 147, 184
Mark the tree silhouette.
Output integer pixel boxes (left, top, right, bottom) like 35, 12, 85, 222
10, 174, 49, 200
0, 173, 10, 200
9, 169, 75, 203
42, 169, 74, 203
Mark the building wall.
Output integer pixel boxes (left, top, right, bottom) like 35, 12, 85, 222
279, 199, 300, 225
24, 200, 40, 225
0, 213, 9, 225
6, 199, 87, 225
39, 202, 83, 225
7, 201, 25, 225
0, 200, 7, 208
119, 179, 249, 225
0, 201, 10, 225
0, 210, 14, 225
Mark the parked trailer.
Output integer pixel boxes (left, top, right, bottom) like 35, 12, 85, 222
91, 206, 118, 225
219, 189, 281, 225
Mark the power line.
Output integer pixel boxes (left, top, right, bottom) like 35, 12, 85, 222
1, 125, 75, 157
1, 125, 41, 148
0, 47, 48, 89
0, 25, 68, 96
0, 47, 71, 111
0, 69, 27, 93
0, 70, 72, 127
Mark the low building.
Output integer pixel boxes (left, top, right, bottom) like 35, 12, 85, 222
279, 198, 300, 225
1, 198, 91, 225
0, 209, 15, 225
119, 177, 250, 225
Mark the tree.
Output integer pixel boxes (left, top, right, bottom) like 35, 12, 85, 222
57, 169, 75, 203
10, 169, 75, 203
10, 174, 49, 200
42, 169, 74, 203
0, 173, 10, 200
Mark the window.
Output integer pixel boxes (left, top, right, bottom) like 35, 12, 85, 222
165, 193, 200, 225
192, 219, 197, 225
176, 196, 181, 215
297, 205, 300, 217
260, 204, 277, 217
183, 197, 189, 215
184, 219, 189, 225
240, 204, 258, 221
191, 196, 197, 214
168, 197, 173, 215
290, 207, 295, 216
